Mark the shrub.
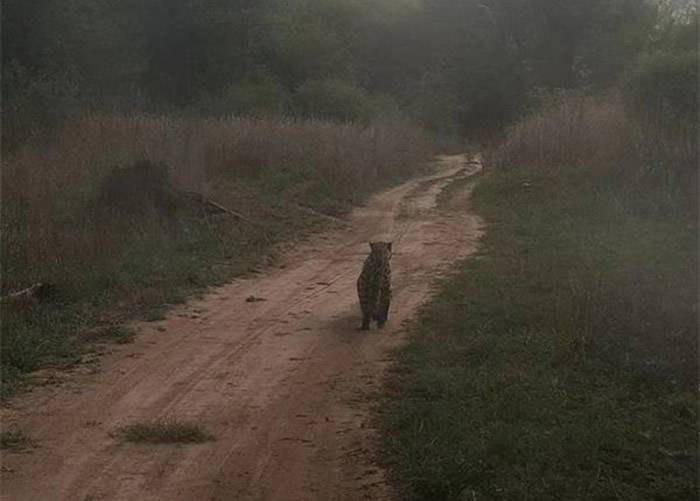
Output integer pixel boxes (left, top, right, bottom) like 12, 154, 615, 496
1, 63, 81, 152
196, 77, 289, 117
0, 429, 34, 451
624, 50, 698, 127
291, 79, 375, 122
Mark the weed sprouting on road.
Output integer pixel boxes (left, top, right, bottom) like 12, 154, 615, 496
381, 97, 698, 500
0, 429, 34, 451
117, 420, 214, 444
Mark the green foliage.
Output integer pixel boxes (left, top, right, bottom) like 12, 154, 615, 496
2, 0, 674, 143
624, 50, 699, 126
140, 0, 260, 105
201, 77, 289, 117
654, 1, 699, 51
292, 79, 375, 122
265, 0, 361, 86
1, 62, 80, 151
566, 0, 658, 87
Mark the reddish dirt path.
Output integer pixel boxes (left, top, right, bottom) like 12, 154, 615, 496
0, 155, 482, 501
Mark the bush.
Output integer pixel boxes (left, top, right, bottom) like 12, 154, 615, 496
196, 77, 289, 117
291, 79, 375, 122
624, 50, 699, 127
1, 63, 81, 152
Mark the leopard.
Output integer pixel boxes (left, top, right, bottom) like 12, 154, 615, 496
357, 241, 393, 330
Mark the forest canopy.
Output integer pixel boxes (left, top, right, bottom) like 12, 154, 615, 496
2, 0, 697, 146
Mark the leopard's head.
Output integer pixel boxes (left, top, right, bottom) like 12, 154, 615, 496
369, 241, 393, 261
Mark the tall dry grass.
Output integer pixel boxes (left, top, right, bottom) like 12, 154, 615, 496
2, 114, 432, 292
490, 93, 697, 173
484, 92, 697, 384
488, 94, 632, 171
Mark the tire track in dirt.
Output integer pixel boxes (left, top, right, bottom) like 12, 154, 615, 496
0, 154, 483, 501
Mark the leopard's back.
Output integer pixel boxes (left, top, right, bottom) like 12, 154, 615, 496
357, 242, 392, 330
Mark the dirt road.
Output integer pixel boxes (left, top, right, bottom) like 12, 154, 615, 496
1, 155, 482, 501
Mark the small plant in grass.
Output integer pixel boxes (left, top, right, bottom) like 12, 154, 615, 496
0, 429, 34, 451
117, 419, 214, 444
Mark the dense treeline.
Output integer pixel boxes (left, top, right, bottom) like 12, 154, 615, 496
3, 0, 696, 147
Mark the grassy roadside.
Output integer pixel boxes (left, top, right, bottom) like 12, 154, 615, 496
1, 183, 326, 398
1, 114, 432, 398
381, 99, 697, 500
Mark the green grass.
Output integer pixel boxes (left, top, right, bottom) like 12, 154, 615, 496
0, 429, 34, 451
381, 166, 698, 500
117, 419, 214, 444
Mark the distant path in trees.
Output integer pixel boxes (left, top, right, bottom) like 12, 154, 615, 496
1, 155, 483, 501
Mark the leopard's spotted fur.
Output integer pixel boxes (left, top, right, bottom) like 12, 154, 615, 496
357, 241, 392, 330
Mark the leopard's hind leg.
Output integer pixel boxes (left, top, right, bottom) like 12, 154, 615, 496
357, 278, 372, 330
375, 289, 391, 329
361, 313, 371, 331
